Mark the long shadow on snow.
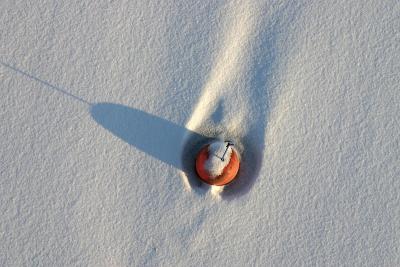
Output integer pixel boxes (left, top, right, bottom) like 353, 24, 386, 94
1, 61, 261, 199
1, 61, 212, 195
91, 103, 207, 170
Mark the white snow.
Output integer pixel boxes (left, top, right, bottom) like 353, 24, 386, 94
1, 0, 399, 266
204, 141, 233, 178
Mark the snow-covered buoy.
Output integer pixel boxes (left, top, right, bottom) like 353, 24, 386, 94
195, 140, 240, 186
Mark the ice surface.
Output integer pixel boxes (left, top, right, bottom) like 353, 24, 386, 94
1, 0, 399, 266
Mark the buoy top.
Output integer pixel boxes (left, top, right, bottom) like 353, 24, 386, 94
204, 141, 233, 177
195, 140, 240, 186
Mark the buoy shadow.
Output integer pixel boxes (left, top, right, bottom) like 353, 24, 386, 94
91, 103, 206, 171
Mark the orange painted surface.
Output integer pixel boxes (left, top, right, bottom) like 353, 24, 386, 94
195, 144, 240, 186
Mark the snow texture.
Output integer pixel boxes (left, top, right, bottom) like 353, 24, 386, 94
1, 0, 399, 266
204, 141, 233, 178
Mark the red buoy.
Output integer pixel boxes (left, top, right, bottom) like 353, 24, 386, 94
195, 141, 240, 186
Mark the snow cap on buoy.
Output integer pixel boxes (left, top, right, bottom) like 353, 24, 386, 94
195, 140, 240, 186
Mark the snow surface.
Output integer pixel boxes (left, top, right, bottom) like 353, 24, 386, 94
1, 0, 399, 266
204, 141, 233, 178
